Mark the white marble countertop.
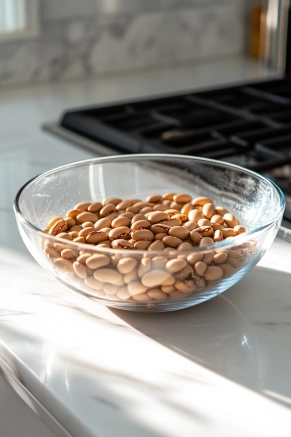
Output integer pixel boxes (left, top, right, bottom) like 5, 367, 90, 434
1, 58, 291, 437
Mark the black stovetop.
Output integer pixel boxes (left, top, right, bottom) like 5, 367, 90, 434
58, 77, 291, 221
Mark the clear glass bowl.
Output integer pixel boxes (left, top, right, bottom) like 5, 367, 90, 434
14, 154, 285, 312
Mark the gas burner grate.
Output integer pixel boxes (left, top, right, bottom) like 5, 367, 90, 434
60, 77, 291, 221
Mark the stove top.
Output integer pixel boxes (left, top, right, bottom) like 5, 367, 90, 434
46, 77, 291, 222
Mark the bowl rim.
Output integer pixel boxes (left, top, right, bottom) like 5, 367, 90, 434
13, 153, 286, 256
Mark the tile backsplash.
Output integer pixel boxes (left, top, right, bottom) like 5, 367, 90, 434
0, 1, 248, 88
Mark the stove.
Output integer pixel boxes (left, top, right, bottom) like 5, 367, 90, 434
45, 77, 291, 223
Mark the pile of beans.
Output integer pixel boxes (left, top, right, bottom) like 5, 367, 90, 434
42, 193, 250, 304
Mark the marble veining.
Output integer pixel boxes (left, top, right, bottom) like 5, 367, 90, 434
0, 3, 246, 87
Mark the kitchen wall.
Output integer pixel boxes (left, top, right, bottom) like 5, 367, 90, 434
0, 0, 249, 88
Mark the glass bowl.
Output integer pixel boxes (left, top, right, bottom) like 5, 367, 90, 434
14, 154, 285, 312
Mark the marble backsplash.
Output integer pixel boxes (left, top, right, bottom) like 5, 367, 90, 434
0, 3, 247, 88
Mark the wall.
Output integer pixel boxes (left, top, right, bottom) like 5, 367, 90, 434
0, 0, 248, 88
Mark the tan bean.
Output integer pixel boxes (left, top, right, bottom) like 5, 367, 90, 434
132, 293, 151, 302
220, 263, 235, 277
197, 218, 212, 227
126, 206, 140, 214
50, 219, 68, 236
86, 254, 110, 269
79, 227, 95, 237
175, 265, 193, 280
199, 237, 214, 247
202, 203, 215, 219
117, 258, 137, 274
81, 221, 95, 229
124, 269, 138, 284
97, 240, 111, 247
75, 202, 91, 211
47, 216, 64, 229
204, 266, 223, 281
162, 236, 182, 248
108, 227, 131, 241
147, 289, 167, 300
189, 230, 203, 244
69, 225, 82, 232
211, 214, 224, 224
181, 203, 194, 215
57, 232, 73, 240
103, 197, 123, 206
85, 231, 106, 244
161, 274, 175, 285
137, 257, 152, 277
196, 226, 215, 237
134, 240, 151, 250
73, 261, 88, 278
65, 218, 76, 227
161, 284, 176, 294
162, 217, 183, 227
61, 249, 77, 260
186, 252, 203, 265
226, 258, 241, 269
228, 249, 241, 259
212, 223, 225, 231
163, 192, 176, 200
213, 230, 224, 242
177, 242, 193, 250
117, 286, 131, 301
173, 193, 192, 204
162, 199, 172, 207
224, 213, 240, 228
183, 220, 198, 231
222, 228, 236, 238
192, 196, 213, 206
141, 270, 172, 288
155, 232, 167, 241
77, 253, 92, 264
127, 281, 148, 296
68, 231, 79, 239
131, 214, 146, 223
67, 209, 82, 219
151, 256, 168, 270
44, 246, 60, 260
116, 200, 133, 210
188, 210, 204, 222
165, 258, 187, 274
130, 199, 142, 204
147, 194, 162, 203
152, 204, 169, 211
103, 283, 119, 295
119, 212, 135, 219
73, 236, 86, 244
93, 268, 122, 284
131, 230, 154, 241
99, 203, 117, 218
202, 252, 214, 265
215, 206, 229, 216
194, 261, 207, 276
148, 241, 165, 251
133, 201, 151, 210
151, 224, 171, 234
131, 220, 151, 231
168, 226, 190, 240
111, 239, 134, 250
76, 212, 98, 224
234, 225, 246, 234
84, 276, 104, 289
213, 252, 228, 264
175, 279, 196, 293
88, 202, 103, 212
94, 216, 113, 230
139, 207, 153, 214
147, 211, 169, 224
